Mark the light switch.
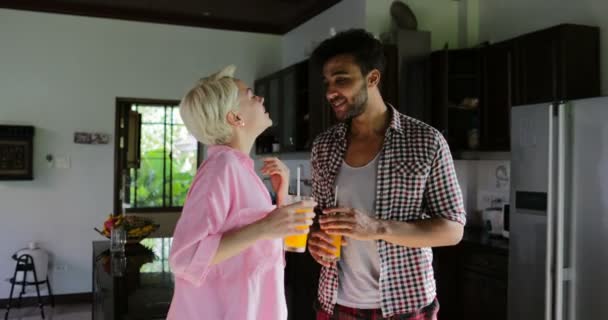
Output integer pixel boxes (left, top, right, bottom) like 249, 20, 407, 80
55, 155, 71, 169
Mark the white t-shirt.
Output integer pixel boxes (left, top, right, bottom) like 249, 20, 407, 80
335, 153, 381, 309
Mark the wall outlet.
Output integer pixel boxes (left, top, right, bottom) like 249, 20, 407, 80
54, 264, 68, 272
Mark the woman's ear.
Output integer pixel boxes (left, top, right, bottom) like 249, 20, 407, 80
226, 111, 245, 127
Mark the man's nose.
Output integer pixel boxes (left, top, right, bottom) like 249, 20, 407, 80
326, 90, 339, 102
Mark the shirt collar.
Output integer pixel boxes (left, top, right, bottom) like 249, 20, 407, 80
332, 103, 404, 139
207, 145, 254, 168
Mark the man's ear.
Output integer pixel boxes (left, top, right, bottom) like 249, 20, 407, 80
226, 111, 243, 127
367, 69, 381, 88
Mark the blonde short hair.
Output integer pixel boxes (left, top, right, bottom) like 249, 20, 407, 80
179, 65, 239, 145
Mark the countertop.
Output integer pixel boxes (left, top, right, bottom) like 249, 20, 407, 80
92, 237, 174, 320
461, 227, 510, 253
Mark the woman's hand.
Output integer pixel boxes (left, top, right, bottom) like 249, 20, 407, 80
261, 157, 289, 203
257, 199, 317, 240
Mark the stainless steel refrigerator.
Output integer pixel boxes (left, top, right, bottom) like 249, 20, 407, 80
509, 97, 608, 320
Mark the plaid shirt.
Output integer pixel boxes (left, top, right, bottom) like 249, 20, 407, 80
311, 106, 466, 318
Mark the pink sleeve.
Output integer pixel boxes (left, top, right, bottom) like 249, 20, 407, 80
169, 166, 231, 287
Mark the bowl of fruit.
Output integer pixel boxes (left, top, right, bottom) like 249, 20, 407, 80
95, 214, 160, 243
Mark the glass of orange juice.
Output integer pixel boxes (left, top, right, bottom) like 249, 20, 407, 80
283, 195, 314, 253
322, 224, 342, 262
322, 185, 342, 262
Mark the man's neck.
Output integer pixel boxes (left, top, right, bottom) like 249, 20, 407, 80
350, 97, 390, 139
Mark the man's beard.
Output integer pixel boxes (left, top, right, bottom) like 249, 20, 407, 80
336, 84, 368, 122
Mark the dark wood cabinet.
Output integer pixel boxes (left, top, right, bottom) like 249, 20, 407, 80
430, 48, 482, 152
254, 60, 309, 153
285, 252, 321, 320
481, 41, 514, 151
515, 24, 600, 105
380, 44, 399, 108
431, 23, 599, 153
435, 238, 509, 320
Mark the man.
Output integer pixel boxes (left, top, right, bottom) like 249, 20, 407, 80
307, 29, 466, 320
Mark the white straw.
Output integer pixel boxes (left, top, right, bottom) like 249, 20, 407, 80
334, 185, 339, 207
296, 166, 301, 197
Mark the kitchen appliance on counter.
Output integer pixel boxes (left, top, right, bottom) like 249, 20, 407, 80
509, 97, 608, 320
482, 201, 504, 237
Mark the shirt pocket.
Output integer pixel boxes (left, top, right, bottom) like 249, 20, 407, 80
390, 161, 429, 220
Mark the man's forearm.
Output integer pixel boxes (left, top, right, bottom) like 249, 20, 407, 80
375, 217, 463, 248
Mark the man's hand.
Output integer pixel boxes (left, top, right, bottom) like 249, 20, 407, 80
307, 230, 347, 268
319, 207, 385, 241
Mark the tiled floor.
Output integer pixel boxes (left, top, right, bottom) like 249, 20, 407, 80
3, 304, 90, 320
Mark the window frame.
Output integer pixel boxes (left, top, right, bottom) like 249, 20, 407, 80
113, 97, 201, 214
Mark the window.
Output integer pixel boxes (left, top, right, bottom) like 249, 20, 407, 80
114, 98, 200, 213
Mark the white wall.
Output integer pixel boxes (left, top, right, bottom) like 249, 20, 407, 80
479, 0, 607, 94
454, 160, 510, 226
366, 0, 463, 50
0, 9, 281, 298
281, 0, 366, 67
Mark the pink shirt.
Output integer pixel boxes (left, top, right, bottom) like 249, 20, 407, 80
167, 145, 286, 320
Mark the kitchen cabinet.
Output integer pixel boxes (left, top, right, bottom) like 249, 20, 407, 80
514, 24, 600, 105
254, 60, 309, 153
434, 229, 509, 320
284, 252, 321, 320
430, 48, 482, 152
481, 41, 514, 151
431, 23, 599, 153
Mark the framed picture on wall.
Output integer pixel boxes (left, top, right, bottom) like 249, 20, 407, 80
0, 125, 34, 180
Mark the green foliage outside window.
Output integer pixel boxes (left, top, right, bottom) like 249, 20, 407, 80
130, 105, 198, 209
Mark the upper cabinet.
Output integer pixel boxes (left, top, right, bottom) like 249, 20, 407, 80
431, 48, 482, 152
481, 40, 515, 151
255, 61, 310, 154
255, 24, 599, 155
514, 24, 600, 105
431, 23, 600, 152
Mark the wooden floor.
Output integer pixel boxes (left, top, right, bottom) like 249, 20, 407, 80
3, 304, 90, 320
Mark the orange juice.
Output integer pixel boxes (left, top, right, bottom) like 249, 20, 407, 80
283, 196, 314, 253
284, 208, 312, 252
324, 234, 342, 261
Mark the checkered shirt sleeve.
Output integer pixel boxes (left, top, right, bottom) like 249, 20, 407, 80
424, 131, 467, 225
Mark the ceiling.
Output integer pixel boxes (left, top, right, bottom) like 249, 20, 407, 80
1, 0, 343, 34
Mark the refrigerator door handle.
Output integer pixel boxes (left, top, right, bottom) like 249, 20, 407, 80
554, 102, 568, 320
545, 103, 556, 320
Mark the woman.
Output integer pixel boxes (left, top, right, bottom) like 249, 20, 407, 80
167, 66, 315, 320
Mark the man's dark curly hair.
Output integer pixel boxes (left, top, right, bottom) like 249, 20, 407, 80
311, 29, 385, 77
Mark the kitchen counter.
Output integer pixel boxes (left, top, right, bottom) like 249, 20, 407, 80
461, 227, 509, 252
92, 238, 174, 320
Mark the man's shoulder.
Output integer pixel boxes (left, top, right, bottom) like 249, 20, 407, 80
395, 112, 441, 139
312, 123, 343, 149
